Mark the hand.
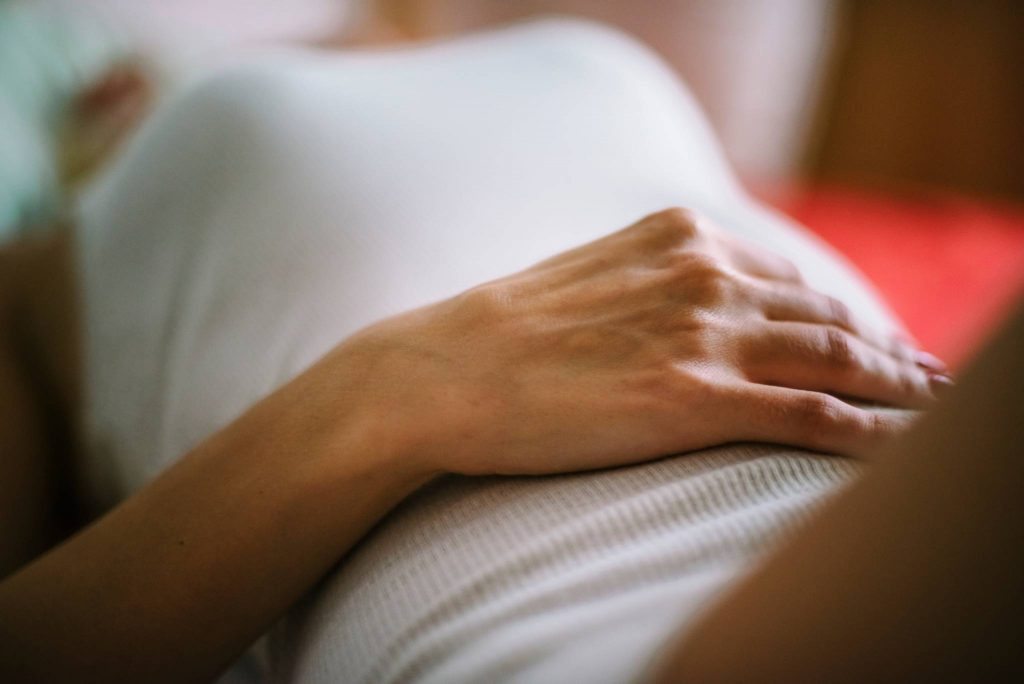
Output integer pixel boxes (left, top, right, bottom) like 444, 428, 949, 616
338, 208, 940, 477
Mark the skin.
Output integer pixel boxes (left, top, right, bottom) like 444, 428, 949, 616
0, 230, 80, 577
0, 208, 945, 681
650, 294, 1024, 684
4, 8, 1014, 679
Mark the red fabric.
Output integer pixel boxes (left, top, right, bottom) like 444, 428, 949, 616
763, 185, 1024, 369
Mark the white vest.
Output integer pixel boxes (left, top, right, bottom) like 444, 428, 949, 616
77, 18, 893, 683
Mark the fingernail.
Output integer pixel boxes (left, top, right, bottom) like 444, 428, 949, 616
915, 350, 948, 373
928, 372, 955, 394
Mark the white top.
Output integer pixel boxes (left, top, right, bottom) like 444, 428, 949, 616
76, 18, 894, 683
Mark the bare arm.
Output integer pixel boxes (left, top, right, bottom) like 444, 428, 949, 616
0, 337, 436, 682
0, 209, 939, 681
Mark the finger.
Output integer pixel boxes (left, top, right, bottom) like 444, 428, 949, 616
740, 322, 939, 409
724, 383, 916, 458
716, 234, 804, 284
753, 282, 916, 363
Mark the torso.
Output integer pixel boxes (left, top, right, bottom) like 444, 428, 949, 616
74, 18, 893, 682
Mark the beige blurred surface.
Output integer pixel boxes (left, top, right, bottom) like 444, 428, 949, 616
15, 0, 1023, 201
809, 0, 1024, 202
25, 0, 841, 184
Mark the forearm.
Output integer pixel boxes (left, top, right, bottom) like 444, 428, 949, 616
0, 344, 436, 683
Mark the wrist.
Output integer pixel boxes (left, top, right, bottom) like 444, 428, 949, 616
285, 338, 445, 494
333, 386, 448, 493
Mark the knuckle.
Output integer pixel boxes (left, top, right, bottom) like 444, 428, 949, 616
821, 327, 857, 370
887, 336, 913, 362
657, 207, 701, 234
791, 393, 844, 433
678, 306, 715, 334
826, 296, 853, 330
781, 257, 804, 283
698, 268, 732, 302
665, 253, 732, 302
640, 207, 702, 246
667, 250, 715, 275
863, 410, 905, 443
460, 282, 513, 320
897, 369, 927, 398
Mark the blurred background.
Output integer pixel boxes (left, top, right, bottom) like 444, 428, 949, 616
1, 0, 1022, 364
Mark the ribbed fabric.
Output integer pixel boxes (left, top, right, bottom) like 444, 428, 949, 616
74, 18, 899, 683
269, 447, 856, 683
